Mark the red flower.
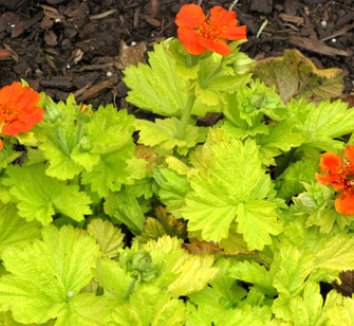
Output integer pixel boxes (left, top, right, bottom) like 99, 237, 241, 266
0, 82, 44, 136
175, 4, 247, 56
316, 146, 354, 215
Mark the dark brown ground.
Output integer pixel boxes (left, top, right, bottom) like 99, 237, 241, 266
0, 0, 353, 108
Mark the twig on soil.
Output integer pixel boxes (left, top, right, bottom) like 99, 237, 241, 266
229, 0, 240, 11
89, 9, 117, 20
320, 22, 354, 42
289, 36, 352, 56
76, 80, 115, 102
279, 13, 304, 26
75, 63, 114, 72
256, 19, 268, 38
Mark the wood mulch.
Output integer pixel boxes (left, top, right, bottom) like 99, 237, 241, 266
0, 0, 353, 108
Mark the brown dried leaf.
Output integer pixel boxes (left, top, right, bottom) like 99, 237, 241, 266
332, 270, 354, 297
254, 49, 344, 103
341, 95, 354, 108
137, 217, 166, 243
115, 41, 146, 69
184, 238, 221, 255
155, 206, 187, 239
135, 145, 158, 172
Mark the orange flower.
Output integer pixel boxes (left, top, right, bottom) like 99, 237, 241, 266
316, 146, 354, 215
0, 82, 44, 136
175, 4, 247, 56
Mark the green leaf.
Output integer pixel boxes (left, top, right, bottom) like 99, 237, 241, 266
292, 183, 351, 234
36, 95, 85, 180
258, 121, 305, 163
0, 225, 107, 325
111, 285, 185, 326
287, 99, 354, 151
314, 234, 354, 272
0, 311, 39, 325
152, 167, 190, 218
195, 52, 251, 106
55, 293, 113, 326
104, 188, 148, 234
324, 291, 354, 326
73, 107, 136, 196
222, 80, 285, 130
142, 236, 219, 297
182, 129, 282, 248
3, 164, 92, 225
186, 300, 271, 326
237, 201, 282, 250
0, 140, 22, 170
273, 282, 323, 325
0, 204, 41, 258
124, 40, 188, 117
194, 85, 220, 106
228, 260, 275, 294
135, 118, 207, 151
95, 258, 133, 302
87, 219, 124, 258
276, 149, 320, 199
272, 242, 315, 296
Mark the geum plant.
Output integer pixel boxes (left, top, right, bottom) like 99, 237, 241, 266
0, 3, 353, 326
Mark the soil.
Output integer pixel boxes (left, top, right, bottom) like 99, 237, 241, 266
0, 0, 353, 109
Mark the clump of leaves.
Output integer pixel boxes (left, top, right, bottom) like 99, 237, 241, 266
0, 4, 353, 325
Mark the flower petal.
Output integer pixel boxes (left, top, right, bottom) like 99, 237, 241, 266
0, 82, 43, 136
198, 37, 231, 56
316, 173, 334, 186
319, 152, 343, 174
2, 107, 44, 136
209, 6, 236, 29
175, 4, 205, 29
222, 25, 247, 40
0, 82, 22, 105
345, 145, 354, 165
335, 192, 354, 215
177, 27, 206, 55
17, 87, 40, 111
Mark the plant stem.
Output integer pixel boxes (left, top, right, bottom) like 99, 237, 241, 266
124, 277, 137, 299
177, 91, 195, 140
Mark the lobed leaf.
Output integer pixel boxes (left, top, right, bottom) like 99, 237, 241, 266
3, 164, 92, 225
0, 225, 107, 325
182, 129, 282, 248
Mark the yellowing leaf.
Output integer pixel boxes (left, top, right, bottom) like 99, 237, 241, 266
0, 225, 111, 325
87, 219, 124, 258
254, 49, 344, 103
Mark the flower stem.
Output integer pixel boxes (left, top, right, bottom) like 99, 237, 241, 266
177, 91, 195, 140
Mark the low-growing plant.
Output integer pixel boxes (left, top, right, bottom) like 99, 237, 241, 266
0, 3, 353, 326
